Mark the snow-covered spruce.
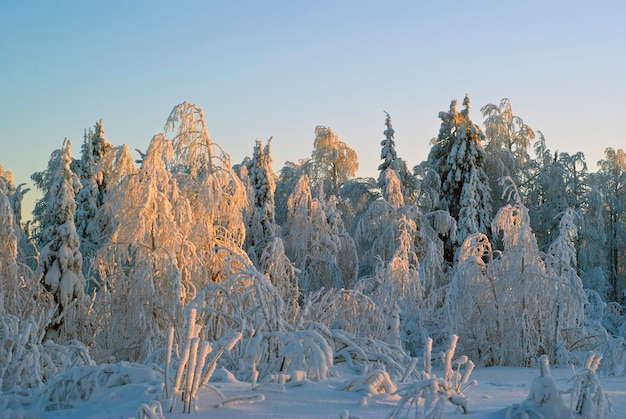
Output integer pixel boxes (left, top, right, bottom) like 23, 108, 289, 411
74, 119, 113, 284
377, 112, 417, 205
427, 95, 492, 260
35, 138, 87, 342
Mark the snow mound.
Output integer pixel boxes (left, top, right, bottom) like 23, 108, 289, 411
0, 362, 165, 418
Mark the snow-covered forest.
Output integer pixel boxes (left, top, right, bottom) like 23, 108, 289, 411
1, 97, 625, 418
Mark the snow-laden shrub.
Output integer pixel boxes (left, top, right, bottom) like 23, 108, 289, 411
294, 289, 419, 381
448, 179, 592, 367
389, 335, 476, 419
182, 264, 332, 384
297, 288, 392, 343
445, 233, 495, 363
186, 262, 287, 344
39, 362, 164, 412
331, 328, 416, 381
137, 401, 165, 419
257, 236, 300, 324
0, 314, 92, 393
342, 368, 397, 396
604, 301, 624, 323
1, 360, 161, 416
566, 352, 613, 418
562, 320, 626, 376
584, 289, 607, 322
186, 273, 415, 386
240, 327, 334, 385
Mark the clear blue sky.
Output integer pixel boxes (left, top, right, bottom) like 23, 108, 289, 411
1, 0, 624, 219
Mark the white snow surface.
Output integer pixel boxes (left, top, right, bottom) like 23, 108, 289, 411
10, 364, 625, 418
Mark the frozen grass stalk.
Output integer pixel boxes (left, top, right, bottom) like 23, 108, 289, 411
165, 327, 174, 399
189, 341, 212, 412
424, 337, 433, 375
184, 337, 199, 413
170, 309, 197, 412
442, 334, 458, 381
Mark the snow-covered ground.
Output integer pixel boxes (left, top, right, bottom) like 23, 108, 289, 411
178, 366, 625, 419
22, 364, 624, 418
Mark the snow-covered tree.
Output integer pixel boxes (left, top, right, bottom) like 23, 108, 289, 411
283, 175, 353, 293
378, 112, 397, 179
579, 179, 611, 298
355, 171, 454, 352
96, 144, 138, 192
382, 168, 405, 209
355, 170, 435, 279
308, 126, 358, 197
258, 236, 300, 322
92, 102, 251, 361
445, 232, 496, 363
362, 211, 423, 347
88, 144, 138, 276
0, 164, 36, 270
0, 164, 15, 196
238, 138, 300, 316
428, 95, 492, 260
243, 138, 277, 258
526, 145, 589, 255
378, 112, 417, 204
522, 133, 561, 248
560, 151, 588, 209
544, 208, 587, 360
488, 178, 552, 365
450, 178, 589, 366
75, 120, 113, 283
275, 160, 306, 226
36, 138, 86, 341
354, 199, 397, 278
481, 98, 534, 163
31, 148, 64, 244
0, 177, 19, 315
595, 148, 626, 302
355, 176, 454, 292
336, 176, 380, 236
165, 101, 249, 285
480, 98, 535, 212
325, 194, 358, 289
447, 177, 577, 366
412, 162, 441, 213
93, 135, 192, 361
0, 165, 29, 227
